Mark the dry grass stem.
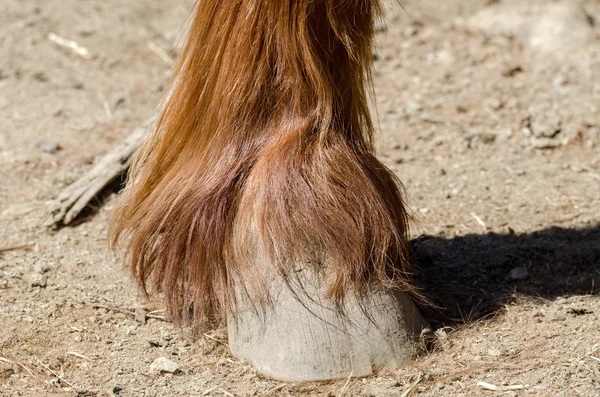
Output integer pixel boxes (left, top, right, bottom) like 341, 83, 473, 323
202, 386, 218, 395
47, 32, 91, 59
34, 356, 78, 389
67, 352, 92, 360
264, 384, 286, 395
470, 213, 487, 231
88, 302, 168, 322
401, 373, 424, 397
338, 371, 354, 396
147, 41, 174, 65
219, 388, 234, 397
477, 381, 527, 391
0, 244, 31, 253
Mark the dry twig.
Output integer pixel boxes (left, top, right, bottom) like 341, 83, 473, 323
67, 352, 92, 361
49, 124, 149, 226
34, 356, 78, 390
338, 371, 354, 396
0, 244, 31, 254
401, 373, 424, 397
147, 41, 174, 65
264, 384, 286, 395
202, 386, 218, 396
219, 388, 234, 397
477, 381, 527, 391
89, 302, 168, 322
0, 357, 35, 378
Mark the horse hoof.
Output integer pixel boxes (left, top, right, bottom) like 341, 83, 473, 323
228, 267, 426, 381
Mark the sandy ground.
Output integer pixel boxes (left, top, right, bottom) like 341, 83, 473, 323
1, 0, 599, 395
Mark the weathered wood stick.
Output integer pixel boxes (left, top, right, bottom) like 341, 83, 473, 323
48, 124, 149, 227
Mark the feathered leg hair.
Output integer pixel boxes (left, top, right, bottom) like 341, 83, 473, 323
109, 0, 418, 331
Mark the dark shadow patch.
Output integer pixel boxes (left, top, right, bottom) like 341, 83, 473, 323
411, 225, 600, 329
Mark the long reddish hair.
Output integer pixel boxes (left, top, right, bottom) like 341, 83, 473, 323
110, 0, 416, 330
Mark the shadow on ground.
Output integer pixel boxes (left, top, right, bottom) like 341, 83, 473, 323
412, 224, 600, 328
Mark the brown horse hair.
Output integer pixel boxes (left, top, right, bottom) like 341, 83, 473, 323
109, 0, 419, 331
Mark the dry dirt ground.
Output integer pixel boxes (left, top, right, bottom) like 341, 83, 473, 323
1, 0, 599, 396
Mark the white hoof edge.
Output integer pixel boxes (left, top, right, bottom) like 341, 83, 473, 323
228, 275, 426, 382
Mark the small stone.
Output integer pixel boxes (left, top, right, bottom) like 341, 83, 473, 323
39, 139, 60, 153
135, 308, 147, 324
487, 347, 502, 357
403, 25, 419, 37
531, 113, 562, 138
49, 377, 61, 387
503, 65, 524, 77
508, 267, 529, 281
150, 357, 179, 374
485, 97, 503, 111
29, 273, 48, 288
406, 101, 423, 113
531, 137, 562, 150
553, 75, 568, 87
33, 72, 49, 83
35, 262, 52, 274
463, 130, 497, 145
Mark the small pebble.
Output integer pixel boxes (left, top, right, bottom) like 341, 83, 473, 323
403, 25, 419, 37
38, 139, 60, 153
150, 357, 179, 374
407, 101, 423, 113
487, 347, 502, 357
29, 273, 48, 288
508, 267, 529, 281
35, 262, 52, 274
485, 97, 504, 111
49, 377, 61, 387
135, 308, 147, 324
